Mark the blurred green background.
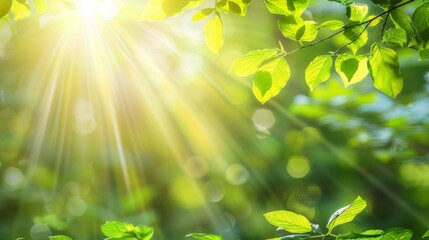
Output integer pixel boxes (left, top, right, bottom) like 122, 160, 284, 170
0, 0, 428, 239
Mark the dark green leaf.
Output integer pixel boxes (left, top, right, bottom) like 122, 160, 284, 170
390, 9, 415, 37
382, 228, 412, 240
412, 3, 429, 43
368, 44, 403, 98
338, 230, 384, 239
228, 1, 242, 15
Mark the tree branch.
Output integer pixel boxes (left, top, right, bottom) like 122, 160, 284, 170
285, 0, 416, 56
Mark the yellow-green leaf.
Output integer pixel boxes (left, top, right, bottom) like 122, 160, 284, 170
10, 0, 31, 20
305, 55, 333, 91
327, 196, 367, 232
264, 210, 312, 233
34, 0, 47, 13
253, 57, 290, 104
204, 15, 223, 54
186, 233, 223, 240
368, 44, 403, 98
335, 54, 368, 87
278, 15, 304, 41
0, 0, 12, 18
298, 21, 318, 42
192, 8, 214, 22
341, 25, 368, 55
264, 0, 308, 16
319, 20, 344, 30
347, 3, 368, 22
231, 49, 278, 77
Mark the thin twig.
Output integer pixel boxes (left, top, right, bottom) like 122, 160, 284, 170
333, 21, 371, 55
380, 11, 390, 43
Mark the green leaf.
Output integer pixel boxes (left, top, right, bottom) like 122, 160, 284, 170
192, 8, 214, 22
101, 221, 135, 238
422, 230, 429, 238
49, 236, 73, 240
412, 3, 429, 43
278, 15, 304, 41
231, 49, 278, 77
341, 25, 368, 55
338, 230, 384, 239
382, 228, 412, 240
347, 3, 368, 22
305, 55, 333, 91
264, 0, 308, 16
217, 0, 249, 16
33, 0, 47, 13
186, 233, 223, 240
277, 234, 311, 239
0, 0, 12, 18
10, 0, 31, 20
335, 54, 368, 87
383, 28, 407, 47
368, 44, 403, 98
319, 20, 344, 30
133, 225, 154, 240
421, 49, 429, 59
264, 210, 312, 233
297, 21, 318, 42
253, 57, 290, 104
204, 15, 223, 54
327, 196, 367, 232
390, 9, 415, 37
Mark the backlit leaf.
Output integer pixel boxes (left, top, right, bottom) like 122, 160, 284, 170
327, 196, 367, 232
134, 225, 154, 240
305, 55, 333, 91
383, 28, 407, 47
253, 57, 290, 104
101, 221, 134, 238
192, 8, 214, 22
264, 211, 312, 233
204, 15, 223, 54
231, 49, 278, 77
264, 0, 308, 16
347, 3, 368, 22
34, 0, 47, 13
368, 44, 403, 98
186, 233, 223, 240
341, 25, 368, 54
10, 0, 31, 20
337, 230, 384, 239
319, 20, 344, 30
335, 54, 368, 87
217, 0, 249, 16
49, 236, 73, 240
382, 228, 412, 240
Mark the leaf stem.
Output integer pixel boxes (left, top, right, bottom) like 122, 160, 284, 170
380, 11, 390, 43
